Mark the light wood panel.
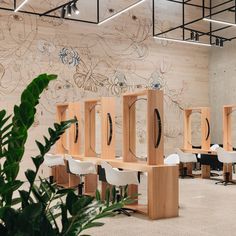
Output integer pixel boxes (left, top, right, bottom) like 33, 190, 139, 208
55, 103, 83, 188
84, 100, 97, 157
183, 107, 211, 150
122, 95, 137, 162
147, 90, 164, 165
101, 97, 116, 159
148, 165, 179, 220
123, 90, 164, 165
183, 107, 211, 177
222, 105, 236, 181
55, 104, 69, 186
84, 97, 116, 159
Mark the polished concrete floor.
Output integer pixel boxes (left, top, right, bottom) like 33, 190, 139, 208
85, 174, 236, 236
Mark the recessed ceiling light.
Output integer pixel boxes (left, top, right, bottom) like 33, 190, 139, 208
98, 0, 146, 25
154, 36, 212, 47
14, 0, 28, 12
203, 18, 236, 27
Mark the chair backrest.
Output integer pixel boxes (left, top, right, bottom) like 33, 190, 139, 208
67, 157, 96, 176
44, 153, 65, 167
215, 147, 236, 164
164, 154, 180, 165
210, 144, 220, 151
176, 148, 197, 163
101, 161, 139, 187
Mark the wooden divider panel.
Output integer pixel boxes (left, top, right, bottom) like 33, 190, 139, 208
123, 90, 164, 165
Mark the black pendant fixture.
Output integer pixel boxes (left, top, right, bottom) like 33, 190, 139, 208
195, 32, 199, 42
220, 38, 224, 48
215, 37, 220, 46
190, 31, 195, 41
61, 7, 66, 18
71, 2, 80, 15
67, 4, 72, 17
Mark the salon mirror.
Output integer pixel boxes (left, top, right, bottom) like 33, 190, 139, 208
129, 97, 147, 160
89, 103, 102, 156
60, 106, 70, 154
190, 112, 202, 148
231, 110, 236, 149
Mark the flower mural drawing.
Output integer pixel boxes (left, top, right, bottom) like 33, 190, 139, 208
73, 59, 110, 93
59, 47, 81, 67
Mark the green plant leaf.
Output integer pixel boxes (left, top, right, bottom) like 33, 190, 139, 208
36, 141, 45, 155
32, 156, 44, 169
83, 222, 104, 230
25, 170, 36, 184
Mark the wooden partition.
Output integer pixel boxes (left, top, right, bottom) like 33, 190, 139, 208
123, 90, 164, 165
184, 107, 211, 150
116, 89, 178, 219
183, 107, 211, 178
84, 97, 116, 195
55, 103, 81, 188
84, 97, 116, 159
54, 93, 179, 220
223, 105, 236, 180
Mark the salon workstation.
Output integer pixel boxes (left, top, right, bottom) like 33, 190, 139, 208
2, 0, 236, 236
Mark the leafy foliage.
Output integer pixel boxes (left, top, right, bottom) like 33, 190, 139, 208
0, 74, 127, 236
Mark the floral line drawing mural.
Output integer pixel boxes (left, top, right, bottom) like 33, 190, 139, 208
59, 47, 81, 67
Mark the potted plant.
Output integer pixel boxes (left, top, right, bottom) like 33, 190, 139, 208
0, 74, 128, 236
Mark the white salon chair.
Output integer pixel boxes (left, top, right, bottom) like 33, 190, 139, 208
65, 155, 96, 195
176, 148, 197, 178
44, 153, 65, 183
210, 144, 220, 151
164, 154, 180, 165
215, 147, 236, 186
101, 161, 139, 216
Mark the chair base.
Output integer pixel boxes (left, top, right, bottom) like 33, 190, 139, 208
78, 182, 84, 196
215, 172, 236, 186
210, 172, 220, 177
180, 167, 194, 179
114, 208, 136, 217
215, 180, 236, 186
49, 175, 54, 184
180, 174, 194, 179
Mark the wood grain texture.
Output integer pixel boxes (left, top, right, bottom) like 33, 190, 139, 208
123, 90, 164, 165
183, 107, 211, 150
148, 165, 179, 220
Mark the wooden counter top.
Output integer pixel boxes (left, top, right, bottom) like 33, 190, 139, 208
181, 148, 217, 155
65, 154, 176, 172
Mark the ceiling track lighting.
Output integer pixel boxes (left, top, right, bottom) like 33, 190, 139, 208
195, 32, 199, 42
220, 39, 224, 48
14, 0, 29, 12
98, 0, 146, 25
61, 7, 66, 19
154, 36, 212, 47
67, 4, 72, 17
59, 0, 79, 18
71, 2, 80, 15
190, 31, 199, 42
203, 18, 236, 27
153, 0, 236, 47
215, 37, 224, 48
190, 31, 195, 41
